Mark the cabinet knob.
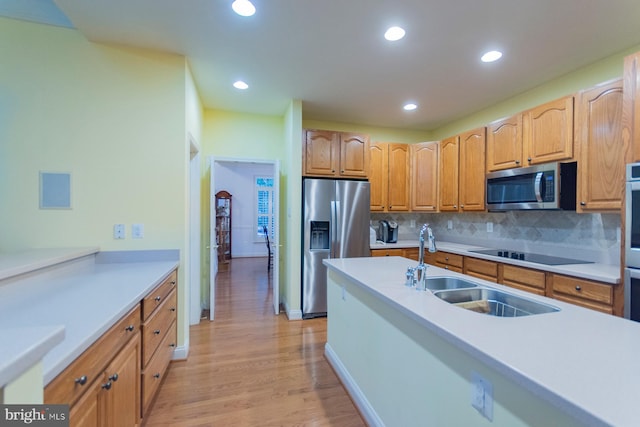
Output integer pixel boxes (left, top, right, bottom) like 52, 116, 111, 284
170, 343, 176, 348
515, 160, 520, 165
341, 170, 344, 173
332, 170, 335, 173
75, 375, 88, 386
171, 281, 176, 285
155, 296, 162, 302
460, 204, 464, 208
575, 285, 582, 291
528, 157, 532, 162
580, 202, 586, 206
154, 329, 161, 335
109, 373, 119, 382
453, 205, 457, 209
153, 373, 161, 379
125, 325, 135, 332
102, 381, 112, 390
170, 307, 176, 312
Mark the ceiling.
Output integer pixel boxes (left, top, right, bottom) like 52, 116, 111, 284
7, 0, 640, 130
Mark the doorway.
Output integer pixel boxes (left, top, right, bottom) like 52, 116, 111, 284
206, 156, 280, 320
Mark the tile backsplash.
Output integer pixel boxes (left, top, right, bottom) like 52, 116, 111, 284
371, 211, 621, 265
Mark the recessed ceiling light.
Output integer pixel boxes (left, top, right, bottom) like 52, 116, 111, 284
384, 26, 406, 41
233, 80, 249, 90
403, 103, 417, 111
232, 0, 256, 17
481, 50, 503, 63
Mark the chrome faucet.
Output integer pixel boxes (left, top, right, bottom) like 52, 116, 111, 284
415, 224, 437, 290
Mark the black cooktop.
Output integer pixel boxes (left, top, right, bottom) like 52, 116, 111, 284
469, 249, 594, 266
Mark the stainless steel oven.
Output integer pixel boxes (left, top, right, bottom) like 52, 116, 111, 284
624, 162, 640, 320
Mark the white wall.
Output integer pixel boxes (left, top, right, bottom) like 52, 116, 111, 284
214, 162, 274, 258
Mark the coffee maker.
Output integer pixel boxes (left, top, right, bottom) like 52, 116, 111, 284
377, 220, 398, 243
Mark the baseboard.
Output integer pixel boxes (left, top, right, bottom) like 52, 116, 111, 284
324, 343, 384, 427
172, 344, 189, 361
282, 299, 302, 320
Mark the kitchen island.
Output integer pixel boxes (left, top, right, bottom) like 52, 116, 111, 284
324, 256, 640, 426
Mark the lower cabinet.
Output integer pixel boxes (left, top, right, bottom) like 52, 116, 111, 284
463, 257, 497, 282
45, 269, 178, 427
370, 248, 419, 261
549, 273, 613, 314
499, 264, 546, 296
434, 252, 463, 273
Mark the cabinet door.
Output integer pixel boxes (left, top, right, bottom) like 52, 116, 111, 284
459, 128, 486, 211
387, 143, 410, 211
69, 379, 101, 427
523, 96, 574, 165
410, 141, 439, 211
101, 336, 140, 427
340, 133, 369, 177
304, 130, 339, 176
575, 79, 626, 212
623, 52, 640, 162
439, 136, 459, 211
486, 114, 522, 171
369, 142, 388, 211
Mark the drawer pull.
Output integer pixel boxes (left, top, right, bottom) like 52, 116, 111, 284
170, 307, 176, 312
153, 373, 161, 379
109, 373, 119, 382
125, 325, 135, 332
102, 381, 112, 390
75, 375, 88, 386
575, 285, 582, 291
154, 329, 161, 335
171, 280, 176, 285
170, 343, 176, 348
155, 296, 162, 302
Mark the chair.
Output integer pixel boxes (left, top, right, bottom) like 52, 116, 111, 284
263, 226, 273, 271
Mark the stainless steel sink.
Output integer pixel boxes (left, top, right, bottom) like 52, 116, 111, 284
433, 287, 560, 317
425, 276, 479, 291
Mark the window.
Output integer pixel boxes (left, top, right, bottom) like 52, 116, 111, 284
255, 176, 274, 240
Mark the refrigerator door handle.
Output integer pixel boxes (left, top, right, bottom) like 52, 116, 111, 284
330, 200, 337, 258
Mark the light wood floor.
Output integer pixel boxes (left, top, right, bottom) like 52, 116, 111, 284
144, 257, 366, 426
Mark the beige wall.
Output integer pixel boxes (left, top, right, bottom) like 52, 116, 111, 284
0, 17, 191, 347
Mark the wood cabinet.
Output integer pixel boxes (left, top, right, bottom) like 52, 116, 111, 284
434, 251, 463, 273
45, 306, 142, 427
523, 95, 574, 165
369, 142, 410, 212
486, 114, 523, 171
549, 273, 613, 314
141, 271, 178, 417
303, 129, 369, 178
464, 257, 497, 282
410, 141, 439, 211
370, 247, 419, 261
623, 52, 640, 162
575, 79, 627, 212
438, 136, 460, 212
458, 127, 486, 211
499, 264, 546, 296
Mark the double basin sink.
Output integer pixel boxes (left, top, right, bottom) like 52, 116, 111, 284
425, 277, 559, 317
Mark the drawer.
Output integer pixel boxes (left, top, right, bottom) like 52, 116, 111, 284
142, 288, 177, 367
551, 274, 613, 305
142, 320, 176, 415
501, 264, 546, 290
45, 305, 140, 406
371, 249, 404, 257
553, 294, 614, 314
464, 257, 498, 281
142, 270, 177, 321
435, 252, 463, 268
404, 248, 419, 261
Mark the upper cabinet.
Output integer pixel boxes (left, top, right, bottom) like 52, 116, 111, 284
303, 129, 369, 178
439, 128, 486, 212
623, 52, 640, 163
370, 142, 410, 212
438, 136, 459, 212
575, 78, 627, 212
486, 114, 523, 172
459, 127, 486, 211
410, 141, 439, 211
523, 95, 574, 165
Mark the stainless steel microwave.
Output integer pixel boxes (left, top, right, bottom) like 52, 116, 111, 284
486, 162, 577, 211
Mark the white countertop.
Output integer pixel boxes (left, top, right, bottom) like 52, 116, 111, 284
0, 248, 179, 385
0, 247, 100, 281
324, 256, 640, 427
371, 240, 620, 284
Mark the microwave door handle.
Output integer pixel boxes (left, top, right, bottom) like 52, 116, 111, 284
534, 172, 544, 202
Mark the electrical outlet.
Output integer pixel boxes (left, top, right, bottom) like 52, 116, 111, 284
132, 223, 144, 239
486, 222, 493, 233
471, 372, 493, 421
410, 219, 416, 228
447, 220, 453, 230
113, 224, 125, 239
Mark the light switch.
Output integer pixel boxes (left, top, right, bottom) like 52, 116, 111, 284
132, 223, 144, 239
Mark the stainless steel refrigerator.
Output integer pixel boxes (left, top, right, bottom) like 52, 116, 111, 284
301, 178, 370, 318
